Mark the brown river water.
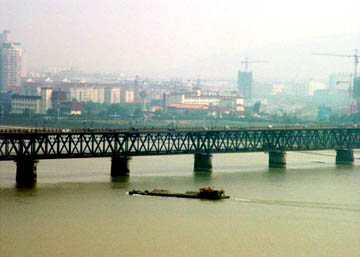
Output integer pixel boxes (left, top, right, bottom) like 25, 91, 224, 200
1, 151, 360, 257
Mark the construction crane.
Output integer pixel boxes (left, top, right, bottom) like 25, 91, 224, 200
240, 57, 268, 72
237, 57, 268, 101
313, 49, 359, 76
313, 49, 360, 114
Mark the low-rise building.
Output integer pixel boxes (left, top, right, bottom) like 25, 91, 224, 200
11, 94, 41, 114
70, 102, 82, 115
166, 92, 244, 114
167, 104, 209, 111
59, 101, 82, 115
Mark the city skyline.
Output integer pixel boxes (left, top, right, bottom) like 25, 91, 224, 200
1, 0, 359, 81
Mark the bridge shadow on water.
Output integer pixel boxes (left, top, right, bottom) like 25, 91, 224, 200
267, 167, 286, 174
110, 176, 130, 189
193, 171, 212, 184
15, 184, 38, 195
111, 176, 130, 183
335, 163, 356, 173
15, 182, 37, 190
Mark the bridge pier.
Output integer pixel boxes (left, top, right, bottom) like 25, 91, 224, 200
15, 158, 38, 187
336, 149, 354, 165
111, 155, 131, 176
268, 151, 286, 168
194, 153, 212, 172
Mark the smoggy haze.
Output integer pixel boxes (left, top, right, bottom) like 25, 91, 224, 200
1, 0, 359, 80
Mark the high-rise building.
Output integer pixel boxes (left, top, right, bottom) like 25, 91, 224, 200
0, 30, 11, 44
237, 71, 253, 100
352, 76, 360, 98
0, 30, 22, 92
352, 76, 360, 112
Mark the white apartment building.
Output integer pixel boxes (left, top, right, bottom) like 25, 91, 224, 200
11, 95, 41, 114
67, 87, 105, 103
64, 85, 134, 104
184, 95, 221, 105
121, 89, 134, 103
167, 92, 244, 112
105, 87, 121, 104
218, 95, 244, 112
0, 40, 22, 91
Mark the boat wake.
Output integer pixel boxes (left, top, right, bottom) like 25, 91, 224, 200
231, 198, 360, 212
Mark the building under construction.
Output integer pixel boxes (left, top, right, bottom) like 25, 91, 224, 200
352, 76, 360, 112
237, 71, 253, 100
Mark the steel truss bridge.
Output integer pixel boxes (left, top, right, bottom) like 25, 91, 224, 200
1, 126, 360, 161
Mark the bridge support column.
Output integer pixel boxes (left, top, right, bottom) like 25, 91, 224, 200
194, 153, 212, 172
336, 149, 354, 165
269, 151, 286, 168
111, 155, 131, 176
15, 159, 38, 187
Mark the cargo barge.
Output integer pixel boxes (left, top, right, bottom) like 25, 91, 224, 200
128, 187, 230, 200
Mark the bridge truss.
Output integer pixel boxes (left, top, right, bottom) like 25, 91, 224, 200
0, 127, 360, 161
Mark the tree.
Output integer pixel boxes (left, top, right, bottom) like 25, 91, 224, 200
23, 109, 34, 119
133, 108, 143, 119
106, 104, 130, 119
46, 108, 57, 117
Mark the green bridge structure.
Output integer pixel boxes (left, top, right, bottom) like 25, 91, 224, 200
0, 126, 359, 186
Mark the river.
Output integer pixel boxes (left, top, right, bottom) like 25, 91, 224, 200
1, 151, 360, 257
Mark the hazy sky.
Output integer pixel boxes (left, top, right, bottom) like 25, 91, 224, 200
1, 0, 359, 80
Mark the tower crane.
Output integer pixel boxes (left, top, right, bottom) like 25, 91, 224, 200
313, 49, 360, 113
240, 57, 268, 72
237, 57, 268, 101
313, 49, 359, 76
